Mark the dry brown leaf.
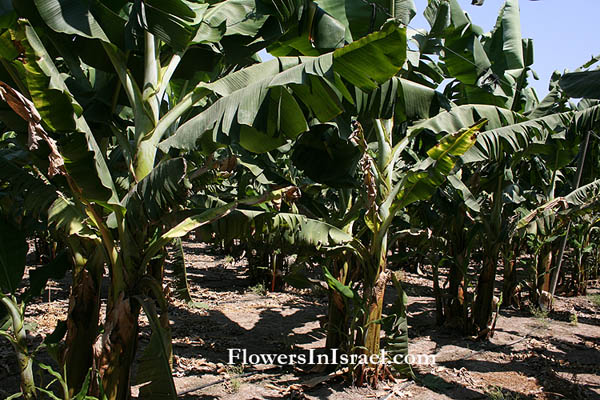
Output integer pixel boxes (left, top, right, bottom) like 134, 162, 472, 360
0, 81, 65, 176
302, 366, 348, 389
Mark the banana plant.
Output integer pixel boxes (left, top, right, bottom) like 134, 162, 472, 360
423, 0, 537, 111
0, 1, 410, 397
516, 179, 600, 293
407, 74, 600, 331
355, 118, 486, 372
403, 0, 539, 331
283, 110, 486, 381
567, 216, 599, 294
158, 5, 489, 381
199, 116, 487, 385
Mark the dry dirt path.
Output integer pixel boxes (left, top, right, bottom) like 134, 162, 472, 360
1, 241, 599, 399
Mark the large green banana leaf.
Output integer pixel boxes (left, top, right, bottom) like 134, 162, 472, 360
517, 179, 600, 231
565, 179, 600, 206
409, 104, 600, 164
559, 55, 600, 99
355, 76, 452, 122
482, 0, 533, 109
122, 158, 188, 228
197, 209, 354, 251
134, 295, 177, 400
159, 22, 407, 154
34, 0, 206, 50
560, 70, 600, 100
317, 0, 416, 42
262, 0, 347, 56
32, 0, 350, 59
394, 120, 487, 210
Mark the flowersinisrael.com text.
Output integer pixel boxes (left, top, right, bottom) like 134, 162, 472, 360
228, 348, 436, 366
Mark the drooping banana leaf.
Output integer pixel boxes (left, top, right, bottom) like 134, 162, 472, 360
264, 0, 347, 56
134, 295, 177, 400
409, 104, 600, 164
194, 208, 359, 261
565, 179, 600, 206
516, 179, 600, 231
355, 76, 452, 123
193, 0, 270, 43
409, 104, 526, 139
159, 22, 407, 154
393, 120, 487, 211
33, 0, 125, 44
561, 71, 600, 100
316, 0, 391, 42
122, 158, 188, 228
382, 273, 412, 377
169, 238, 193, 304
33, 0, 208, 51
141, 0, 208, 51
48, 197, 98, 239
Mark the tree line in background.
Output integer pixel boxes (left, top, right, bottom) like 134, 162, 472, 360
0, 0, 599, 399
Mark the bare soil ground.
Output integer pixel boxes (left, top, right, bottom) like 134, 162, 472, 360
1, 241, 599, 399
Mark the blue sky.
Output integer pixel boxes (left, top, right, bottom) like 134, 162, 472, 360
411, 0, 600, 98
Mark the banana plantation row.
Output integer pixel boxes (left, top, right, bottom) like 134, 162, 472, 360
0, 0, 598, 399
